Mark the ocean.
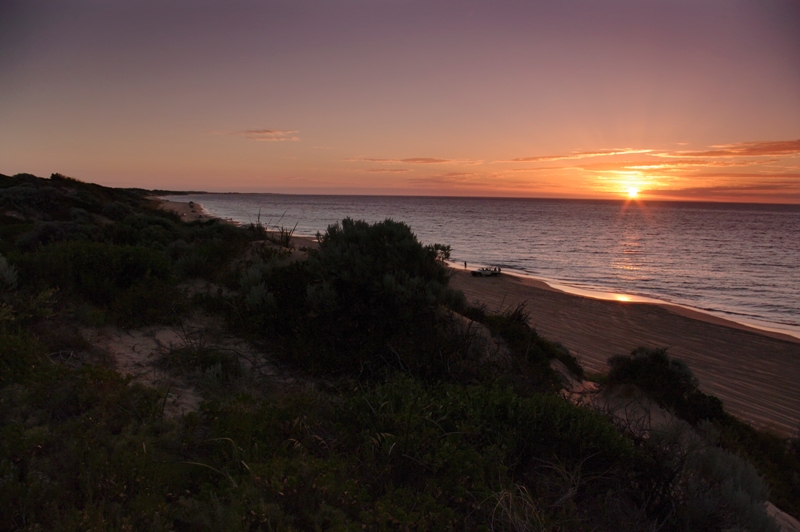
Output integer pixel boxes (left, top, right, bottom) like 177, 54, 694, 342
164, 194, 800, 338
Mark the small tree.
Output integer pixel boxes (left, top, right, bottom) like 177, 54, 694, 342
303, 218, 454, 375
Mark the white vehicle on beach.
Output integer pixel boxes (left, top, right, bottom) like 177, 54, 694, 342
472, 267, 500, 277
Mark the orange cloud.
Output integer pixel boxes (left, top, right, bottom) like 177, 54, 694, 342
508, 148, 651, 162
346, 156, 484, 165
678, 172, 800, 179
508, 166, 573, 172
227, 129, 300, 141
407, 172, 476, 185
364, 168, 411, 174
345, 157, 394, 163
642, 181, 800, 201
574, 159, 778, 172
658, 139, 800, 158
401, 157, 452, 164
346, 156, 452, 164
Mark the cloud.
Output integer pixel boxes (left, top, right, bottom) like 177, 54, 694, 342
406, 172, 474, 185
345, 157, 394, 163
427, 172, 476, 181
227, 129, 299, 141
364, 168, 411, 174
405, 171, 519, 187
642, 181, 800, 200
505, 139, 800, 167
401, 157, 452, 164
507, 148, 652, 163
658, 139, 800, 158
346, 156, 453, 164
573, 159, 778, 172
508, 166, 573, 172
677, 172, 800, 179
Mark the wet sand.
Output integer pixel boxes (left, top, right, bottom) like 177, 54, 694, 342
450, 269, 800, 436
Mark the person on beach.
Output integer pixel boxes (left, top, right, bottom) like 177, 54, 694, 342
464, 261, 467, 269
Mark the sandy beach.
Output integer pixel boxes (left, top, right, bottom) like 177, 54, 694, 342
150, 196, 214, 222
450, 268, 800, 436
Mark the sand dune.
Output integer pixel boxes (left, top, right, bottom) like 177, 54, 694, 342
450, 269, 800, 436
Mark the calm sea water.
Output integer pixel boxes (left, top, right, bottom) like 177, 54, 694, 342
165, 194, 800, 336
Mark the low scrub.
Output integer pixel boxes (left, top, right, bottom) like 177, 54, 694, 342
464, 302, 585, 390
607, 347, 800, 519
607, 347, 724, 424
14, 241, 173, 304
11, 241, 184, 326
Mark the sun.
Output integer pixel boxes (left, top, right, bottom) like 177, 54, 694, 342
626, 187, 639, 199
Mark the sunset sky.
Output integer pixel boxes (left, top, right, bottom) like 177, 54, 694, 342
2, 0, 799, 202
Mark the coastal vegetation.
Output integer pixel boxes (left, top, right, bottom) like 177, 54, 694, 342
1, 172, 798, 530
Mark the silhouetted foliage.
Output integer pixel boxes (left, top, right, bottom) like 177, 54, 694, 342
608, 347, 724, 424
232, 218, 466, 378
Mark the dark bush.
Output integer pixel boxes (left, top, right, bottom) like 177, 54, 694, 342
300, 218, 455, 376
14, 241, 173, 305
15, 220, 106, 251
337, 377, 638, 501
473, 302, 585, 386
608, 347, 724, 424
0, 331, 47, 385
230, 218, 467, 378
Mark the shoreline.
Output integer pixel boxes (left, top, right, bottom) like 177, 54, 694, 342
448, 262, 800, 343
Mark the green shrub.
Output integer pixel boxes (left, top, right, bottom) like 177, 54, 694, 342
236, 218, 464, 379
0, 253, 17, 289
304, 219, 452, 372
0, 331, 47, 384
0, 216, 35, 255
16, 221, 94, 250
643, 420, 779, 532
14, 241, 173, 305
100, 201, 132, 221
472, 302, 584, 388
333, 377, 639, 526
0, 364, 182, 531
716, 415, 800, 518
607, 347, 723, 424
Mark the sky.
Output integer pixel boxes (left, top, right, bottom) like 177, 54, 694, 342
2, 0, 800, 202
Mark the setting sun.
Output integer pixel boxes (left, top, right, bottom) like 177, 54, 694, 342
627, 187, 639, 199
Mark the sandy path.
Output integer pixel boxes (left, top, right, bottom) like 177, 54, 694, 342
450, 269, 800, 436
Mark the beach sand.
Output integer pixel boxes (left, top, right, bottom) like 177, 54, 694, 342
149, 196, 214, 222
450, 268, 800, 436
